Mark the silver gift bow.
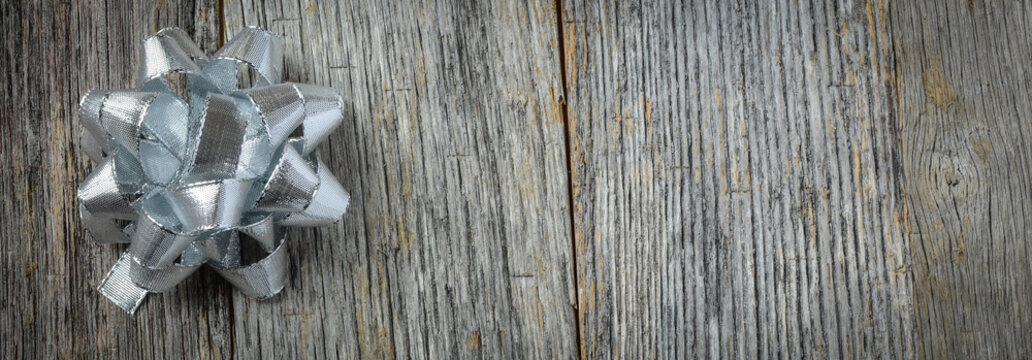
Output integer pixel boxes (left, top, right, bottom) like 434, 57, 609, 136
77, 27, 350, 314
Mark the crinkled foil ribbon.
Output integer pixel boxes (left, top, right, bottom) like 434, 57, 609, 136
77, 27, 350, 314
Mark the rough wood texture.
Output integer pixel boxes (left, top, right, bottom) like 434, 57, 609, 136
892, 1, 1032, 358
4, 0, 1032, 358
221, 0, 576, 359
0, 1, 233, 358
562, 0, 914, 358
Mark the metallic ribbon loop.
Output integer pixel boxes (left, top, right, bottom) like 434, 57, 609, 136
79, 27, 349, 314
255, 145, 319, 212
294, 83, 345, 155
240, 83, 305, 146
138, 28, 206, 88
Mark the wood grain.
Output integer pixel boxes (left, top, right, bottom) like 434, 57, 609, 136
0, 1, 234, 358
561, 0, 914, 358
222, 0, 576, 358
892, 1, 1032, 358
5, 0, 1032, 358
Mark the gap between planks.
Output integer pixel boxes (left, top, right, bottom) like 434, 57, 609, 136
551, 0, 585, 359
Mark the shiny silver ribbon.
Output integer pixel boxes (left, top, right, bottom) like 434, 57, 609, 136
77, 27, 350, 314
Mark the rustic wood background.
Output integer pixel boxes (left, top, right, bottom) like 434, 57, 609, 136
2, 0, 1030, 358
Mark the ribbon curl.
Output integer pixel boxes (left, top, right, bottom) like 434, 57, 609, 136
77, 27, 350, 314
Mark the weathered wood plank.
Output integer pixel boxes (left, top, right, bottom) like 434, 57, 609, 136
222, 0, 577, 358
0, 0, 234, 358
11, 0, 1032, 358
562, 0, 915, 358
892, 1, 1032, 358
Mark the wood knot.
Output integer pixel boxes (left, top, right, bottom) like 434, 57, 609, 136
921, 61, 958, 110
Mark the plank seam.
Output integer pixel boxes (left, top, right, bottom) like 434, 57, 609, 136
552, 0, 583, 359
216, 0, 226, 47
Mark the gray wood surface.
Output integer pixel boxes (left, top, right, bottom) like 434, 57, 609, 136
1, 1, 233, 358
563, 0, 914, 358
892, 1, 1032, 358
2, 0, 1031, 359
221, 1, 576, 359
